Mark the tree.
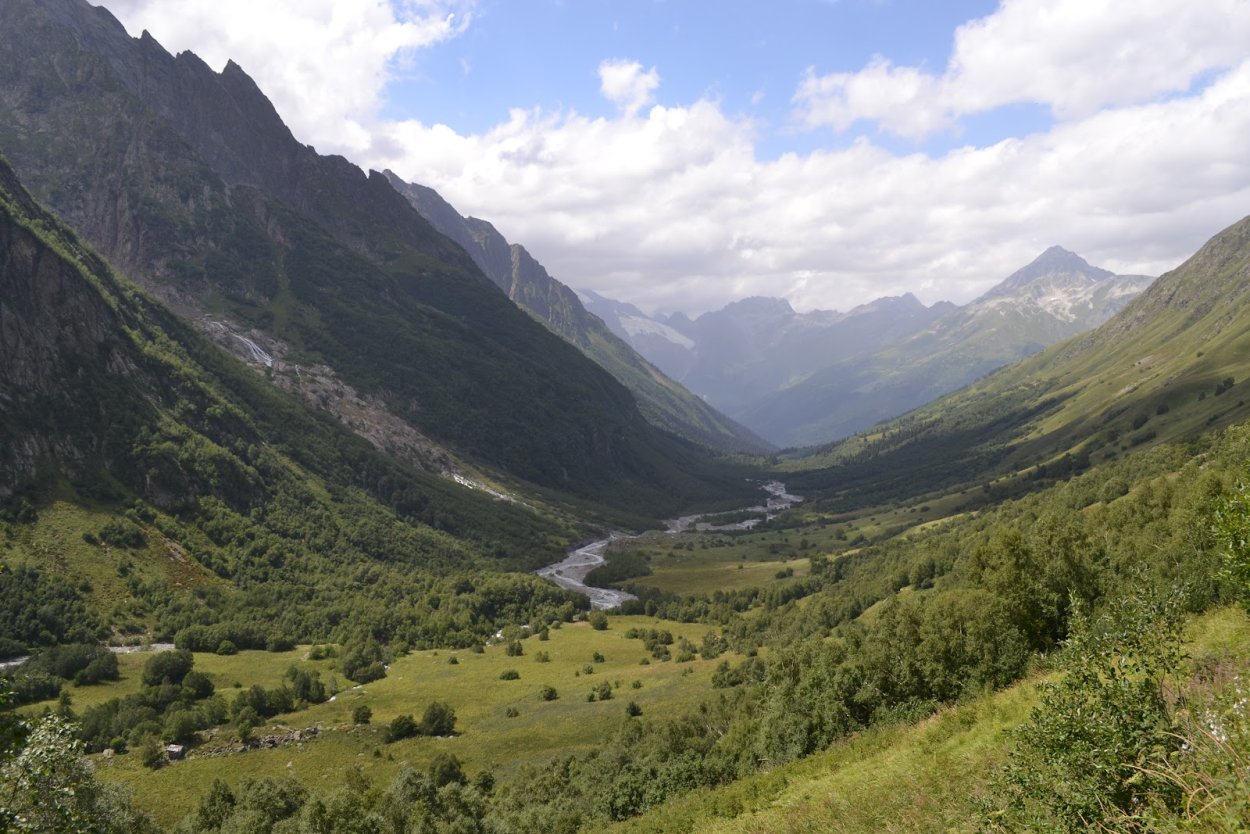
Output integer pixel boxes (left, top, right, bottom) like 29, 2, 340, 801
984, 590, 1184, 832
0, 712, 158, 832
419, 702, 457, 736
385, 714, 417, 743
141, 649, 194, 687
428, 753, 466, 788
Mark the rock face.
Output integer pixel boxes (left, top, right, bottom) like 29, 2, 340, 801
0, 0, 751, 514
385, 172, 772, 455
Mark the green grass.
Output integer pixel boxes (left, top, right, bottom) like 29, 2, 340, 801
608, 606, 1250, 834
91, 617, 736, 829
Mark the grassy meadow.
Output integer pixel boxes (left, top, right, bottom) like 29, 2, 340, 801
72, 617, 736, 828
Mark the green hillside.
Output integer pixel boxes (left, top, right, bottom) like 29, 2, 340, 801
0, 154, 585, 650
784, 213, 1250, 512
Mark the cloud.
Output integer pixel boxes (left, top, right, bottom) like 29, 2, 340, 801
97, 0, 1250, 316
795, 0, 1250, 139
378, 58, 1250, 314
104, 0, 474, 155
598, 59, 661, 116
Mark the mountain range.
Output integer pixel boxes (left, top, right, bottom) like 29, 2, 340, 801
0, 0, 754, 520
585, 247, 1153, 447
382, 172, 769, 455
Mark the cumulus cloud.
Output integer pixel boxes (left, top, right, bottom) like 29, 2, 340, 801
795, 0, 1250, 139
598, 59, 661, 116
104, 0, 474, 155
98, 0, 1250, 316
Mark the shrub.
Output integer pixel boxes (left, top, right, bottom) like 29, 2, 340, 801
385, 714, 417, 743
625, 701, 642, 717
499, 669, 520, 680
419, 701, 456, 736
589, 611, 609, 631
505, 640, 523, 657
141, 650, 194, 687
352, 705, 372, 725
539, 685, 558, 701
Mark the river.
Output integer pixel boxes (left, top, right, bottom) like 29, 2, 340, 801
537, 480, 802, 610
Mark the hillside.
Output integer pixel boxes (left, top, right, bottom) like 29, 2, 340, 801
0, 0, 754, 517
383, 173, 770, 455
786, 215, 1250, 510
0, 152, 587, 652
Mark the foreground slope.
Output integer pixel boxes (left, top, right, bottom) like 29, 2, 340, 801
0, 0, 752, 516
789, 215, 1250, 507
384, 173, 770, 455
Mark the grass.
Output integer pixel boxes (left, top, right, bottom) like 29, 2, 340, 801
90, 616, 736, 829
609, 606, 1250, 834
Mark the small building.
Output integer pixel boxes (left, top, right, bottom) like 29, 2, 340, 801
165, 744, 185, 761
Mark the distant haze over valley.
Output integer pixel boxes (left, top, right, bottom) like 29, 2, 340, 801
583, 247, 1154, 447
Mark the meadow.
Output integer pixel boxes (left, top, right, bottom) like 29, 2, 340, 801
55, 617, 736, 828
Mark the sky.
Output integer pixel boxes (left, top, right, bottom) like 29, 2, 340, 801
101, 0, 1250, 316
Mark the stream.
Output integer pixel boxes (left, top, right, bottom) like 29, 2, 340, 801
537, 480, 802, 610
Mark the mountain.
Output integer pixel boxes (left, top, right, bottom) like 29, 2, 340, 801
787, 216, 1250, 508
382, 173, 771, 455
0, 0, 753, 517
582, 290, 955, 435
740, 248, 1152, 446
0, 151, 602, 640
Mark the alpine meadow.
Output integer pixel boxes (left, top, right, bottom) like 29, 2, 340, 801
3, 2, 1250, 833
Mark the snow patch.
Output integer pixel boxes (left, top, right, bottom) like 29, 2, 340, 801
619, 315, 695, 349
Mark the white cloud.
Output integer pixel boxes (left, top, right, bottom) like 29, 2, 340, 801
96, 0, 1250, 317
796, 0, 1250, 139
598, 59, 661, 116
379, 57, 1250, 314
104, 0, 474, 156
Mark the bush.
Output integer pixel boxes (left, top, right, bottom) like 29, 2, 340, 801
505, 640, 523, 657
428, 752, 466, 787
499, 669, 520, 680
141, 650, 194, 687
625, 701, 642, 717
589, 611, 609, 631
385, 714, 417, 743
215, 640, 238, 656
419, 701, 457, 736
352, 705, 372, 725
539, 685, 558, 701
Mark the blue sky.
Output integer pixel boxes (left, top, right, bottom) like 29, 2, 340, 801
388, 0, 1017, 158
105, 0, 1250, 315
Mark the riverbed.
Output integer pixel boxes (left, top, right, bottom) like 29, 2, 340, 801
537, 480, 801, 610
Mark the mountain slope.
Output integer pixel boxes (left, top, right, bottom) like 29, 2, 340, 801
746, 248, 1153, 446
0, 0, 752, 516
383, 173, 770, 455
0, 152, 592, 650
787, 217, 1250, 508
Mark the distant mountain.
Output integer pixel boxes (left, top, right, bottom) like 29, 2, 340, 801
590, 247, 1150, 448
787, 218, 1250, 507
383, 174, 771, 455
582, 289, 955, 437
746, 247, 1153, 446
0, 0, 754, 517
